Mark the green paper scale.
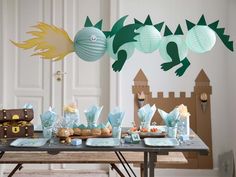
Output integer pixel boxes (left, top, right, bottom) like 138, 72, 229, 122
106, 36, 135, 60
159, 36, 188, 62
74, 27, 107, 61
134, 25, 162, 53
186, 26, 216, 53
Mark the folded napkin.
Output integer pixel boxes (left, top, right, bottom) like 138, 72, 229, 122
23, 103, 33, 109
84, 105, 103, 128
138, 104, 156, 127
158, 107, 180, 127
40, 107, 57, 128
64, 103, 80, 128
108, 107, 125, 127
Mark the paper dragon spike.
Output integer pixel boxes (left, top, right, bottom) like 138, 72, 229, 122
12, 14, 234, 77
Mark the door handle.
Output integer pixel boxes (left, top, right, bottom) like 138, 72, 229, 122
55, 70, 67, 81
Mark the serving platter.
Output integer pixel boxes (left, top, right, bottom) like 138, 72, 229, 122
86, 138, 120, 147
144, 138, 179, 147
10, 138, 49, 147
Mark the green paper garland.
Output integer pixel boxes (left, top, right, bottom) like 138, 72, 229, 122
12, 14, 234, 77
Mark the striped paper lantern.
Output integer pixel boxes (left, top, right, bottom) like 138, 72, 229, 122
74, 27, 107, 61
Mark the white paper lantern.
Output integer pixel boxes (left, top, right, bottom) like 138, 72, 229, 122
134, 25, 162, 53
186, 26, 216, 53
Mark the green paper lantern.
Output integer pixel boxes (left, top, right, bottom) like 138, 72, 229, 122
74, 27, 107, 61
159, 36, 188, 62
186, 26, 216, 53
106, 36, 135, 60
134, 25, 162, 53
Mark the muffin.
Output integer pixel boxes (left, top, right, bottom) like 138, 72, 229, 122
91, 128, 102, 136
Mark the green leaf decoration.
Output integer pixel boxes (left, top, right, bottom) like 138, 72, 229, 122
175, 57, 191, 77
110, 15, 129, 37
134, 18, 143, 25
209, 20, 234, 51
144, 15, 153, 25
113, 23, 141, 53
186, 20, 195, 30
164, 25, 173, 36
197, 14, 207, 25
174, 24, 184, 35
94, 19, 103, 30
112, 50, 127, 72
154, 22, 164, 32
84, 16, 93, 27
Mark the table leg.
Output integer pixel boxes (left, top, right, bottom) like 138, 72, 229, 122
0, 151, 5, 159
8, 163, 23, 177
144, 152, 148, 177
149, 152, 156, 177
110, 163, 125, 177
114, 151, 131, 177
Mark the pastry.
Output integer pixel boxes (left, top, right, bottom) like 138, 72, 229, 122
101, 127, 110, 135
68, 128, 74, 136
107, 124, 112, 132
73, 128, 81, 135
81, 129, 91, 136
66, 137, 72, 144
57, 128, 71, 138
91, 128, 102, 136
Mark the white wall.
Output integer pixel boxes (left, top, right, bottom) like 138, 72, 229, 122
227, 0, 236, 170
117, 0, 233, 169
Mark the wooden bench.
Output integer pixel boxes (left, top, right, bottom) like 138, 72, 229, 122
0, 151, 187, 177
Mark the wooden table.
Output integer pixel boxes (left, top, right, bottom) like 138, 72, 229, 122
0, 131, 209, 177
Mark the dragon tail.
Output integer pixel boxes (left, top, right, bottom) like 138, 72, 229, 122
11, 22, 74, 61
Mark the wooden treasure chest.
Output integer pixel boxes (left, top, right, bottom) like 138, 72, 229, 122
0, 109, 34, 138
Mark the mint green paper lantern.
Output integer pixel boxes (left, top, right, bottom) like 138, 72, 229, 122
106, 36, 135, 60
186, 26, 216, 53
134, 25, 162, 53
159, 36, 188, 62
74, 27, 107, 62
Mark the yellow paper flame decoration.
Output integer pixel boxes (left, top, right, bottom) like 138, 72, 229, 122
11, 22, 74, 61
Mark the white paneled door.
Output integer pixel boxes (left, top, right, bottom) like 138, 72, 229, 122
1, 0, 110, 173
